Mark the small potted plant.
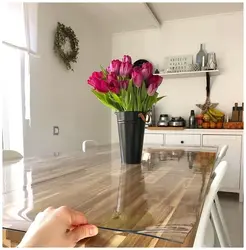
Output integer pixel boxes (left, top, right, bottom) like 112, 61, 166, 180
87, 55, 164, 164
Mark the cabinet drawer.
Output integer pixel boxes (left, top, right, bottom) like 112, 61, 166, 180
202, 135, 242, 190
165, 134, 201, 146
144, 134, 164, 145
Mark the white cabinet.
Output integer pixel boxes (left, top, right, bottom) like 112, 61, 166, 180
202, 135, 242, 191
144, 133, 164, 145
145, 129, 243, 201
165, 134, 201, 146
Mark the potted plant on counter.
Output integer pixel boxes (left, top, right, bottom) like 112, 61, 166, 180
87, 55, 164, 164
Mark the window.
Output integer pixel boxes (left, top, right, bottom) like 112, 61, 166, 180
1, 2, 38, 155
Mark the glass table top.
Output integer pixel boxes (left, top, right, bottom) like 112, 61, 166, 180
2, 144, 217, 244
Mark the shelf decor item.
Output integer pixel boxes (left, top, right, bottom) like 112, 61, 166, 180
207, 52, 217, 70
166, 55, 193, 73
196, 44, 207, 68
54, 22, 79, 71
192, 63, 201, 71
186, 64, 193, 72
87, 55, 164, 164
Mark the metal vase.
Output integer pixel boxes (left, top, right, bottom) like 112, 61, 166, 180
116, 111, 146, 164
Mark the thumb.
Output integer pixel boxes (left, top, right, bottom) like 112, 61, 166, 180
68, 224, 98, 242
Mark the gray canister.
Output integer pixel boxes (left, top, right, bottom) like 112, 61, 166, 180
189, 110, 196, 128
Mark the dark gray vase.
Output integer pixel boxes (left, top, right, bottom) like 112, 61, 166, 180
116, 111, 146, 164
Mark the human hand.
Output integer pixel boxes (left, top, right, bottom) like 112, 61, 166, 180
18, 206, 98, 247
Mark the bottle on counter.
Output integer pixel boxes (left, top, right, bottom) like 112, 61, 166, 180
189, 110, 196, 128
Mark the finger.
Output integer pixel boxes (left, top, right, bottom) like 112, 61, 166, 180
42, 206, 55, 217
43, 206, 55, 214
55, 206, 88, 226
34, 211, 44, 221
68, 224, 98, 242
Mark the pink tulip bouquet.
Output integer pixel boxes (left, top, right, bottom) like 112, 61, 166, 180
87, 55, 164, 112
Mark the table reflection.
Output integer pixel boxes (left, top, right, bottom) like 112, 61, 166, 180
109, 164, 153, 230
142, 149, 185, 170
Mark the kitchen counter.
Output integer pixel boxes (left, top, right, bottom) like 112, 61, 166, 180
3, 144, 217, 247
146, 128, 244, 135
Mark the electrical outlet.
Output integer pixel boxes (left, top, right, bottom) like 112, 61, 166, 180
53, 126, 59, 135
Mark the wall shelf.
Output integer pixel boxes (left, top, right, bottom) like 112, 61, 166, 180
154, 69, 219, 78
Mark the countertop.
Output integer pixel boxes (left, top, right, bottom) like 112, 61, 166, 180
146, 128, 244, 134
3, 144, 217, 247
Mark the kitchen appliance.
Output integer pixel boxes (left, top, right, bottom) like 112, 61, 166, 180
168, 117, 186, 127
145, 105, 156, 127
157, 114, 169, 127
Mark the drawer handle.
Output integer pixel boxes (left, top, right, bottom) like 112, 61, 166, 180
181, 141, 184, 144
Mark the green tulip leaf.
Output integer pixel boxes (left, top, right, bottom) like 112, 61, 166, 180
157, 96, 165, 102
92, 90, 118, 111
137, 88, 142, 111
107, 93, 123, 111
100, 65, 108, 78
111, 93, 122, 105
141, 82, 147, 100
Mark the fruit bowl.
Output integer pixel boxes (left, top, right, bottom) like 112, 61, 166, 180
199, 108, 225, 129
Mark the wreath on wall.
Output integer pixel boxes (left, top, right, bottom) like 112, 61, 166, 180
53, 22, 79, 71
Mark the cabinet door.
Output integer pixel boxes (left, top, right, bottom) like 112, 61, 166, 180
144, 134, 164, 145
202, 135, 242, 191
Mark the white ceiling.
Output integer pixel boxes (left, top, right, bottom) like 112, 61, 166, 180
148, 3, 243, 22
80, 2, 243, 33
80, 3, 160, 33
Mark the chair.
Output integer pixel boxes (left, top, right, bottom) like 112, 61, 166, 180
193, 161, 229, 247
214, 145, 229, 167
203, 218, 215, 247
213, 145, 231, 247
204, 145, 230, 247
82, 140, 98, 152
2, 150, 23, 162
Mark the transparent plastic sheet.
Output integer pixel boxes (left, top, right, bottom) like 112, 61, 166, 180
3, 145, 217, 244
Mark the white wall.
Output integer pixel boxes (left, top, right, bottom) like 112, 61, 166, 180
24, 3, 112, 156
111, 11, 243, 142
